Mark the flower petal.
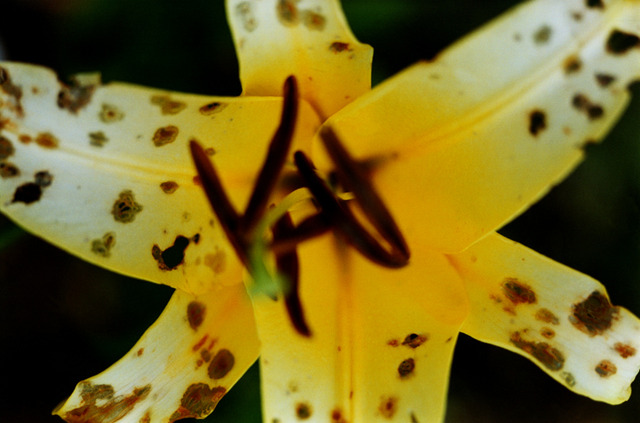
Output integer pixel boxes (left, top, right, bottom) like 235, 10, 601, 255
448, 232, 640, 404
321, 0, 640, 253
225, 0, 373, 118
254, 235, 468, 422
54, 283, 260, 423
0, 62, 321, 294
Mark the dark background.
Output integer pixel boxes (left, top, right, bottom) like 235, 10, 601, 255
1, 1, 639, 422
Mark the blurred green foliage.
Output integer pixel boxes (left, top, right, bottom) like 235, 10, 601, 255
0, 1, 639, 422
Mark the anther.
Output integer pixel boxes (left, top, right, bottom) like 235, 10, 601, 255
272, 212, 312, 337
320, 126, 410, 261
294, 151, 409, 268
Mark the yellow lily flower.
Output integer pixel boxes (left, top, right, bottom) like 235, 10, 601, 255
1, 1, 640, 422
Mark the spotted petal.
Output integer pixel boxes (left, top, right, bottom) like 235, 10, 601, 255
0, 62, 321, 294
226, 0, 373, 118
254, 235, 468, 422
320, 0, 640, 253
448, 233, 640, 404
54, 283, 259, 423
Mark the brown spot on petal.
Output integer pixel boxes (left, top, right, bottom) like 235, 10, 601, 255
563, 55, 582, 74
35, 132, 59, 148
187, 301, 206, 330
330, 42, 350, 53
89, 131, 109, 147
572, 93, 604, 120
152, 235, 190, 270
62, 382, 151, 423
402, 333, 428, 348
562, 371, 576, 387
151, 94, 187, 115
35, 170, 53, 187
99, 103, 124, 123
398, 358, 415, 378
540, 327, 555, 339
91, 232, 116, 258
57, 74, 99, 113
152, 125, 179, 147
204, 250, 226, 274
331, 408, 347, 423
586, 0, 604, 9
12, 182, 42, 204
595, 360, 617, 377
169, 383, 226, 422
0, 162, 20, 178
235, 2, 257, 32
0, 66, 24, 117
536, 308, 560, 325
503, 278, 536, 305
570, 291, 619, 336
295, 402, 312, 420
510, 332, 564, 371
0, 136, 14, 159
112, 190, 143, 223
614, 342, 637, 359
595, 73, 616, 87
606, 29, 640, 55
277, 0, 299, 25
533, 25, 552, 45
528, 109, 547, 137
378, 396, 398, 419
160, 181, 179, 194
302, 10, 326, 31
208, 349, 235, 379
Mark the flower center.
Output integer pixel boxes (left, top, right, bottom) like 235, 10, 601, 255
190, 76, 409, 335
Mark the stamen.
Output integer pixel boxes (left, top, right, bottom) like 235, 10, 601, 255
320, 126, 410, 260
272, 212, 312, 337
242, 76, 299, 232
294, 151, 409, 268
190, 140, 248, 265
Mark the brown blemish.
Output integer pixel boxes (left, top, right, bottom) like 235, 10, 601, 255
91, 232, 116, 258
331, 408, 347, 423
378, 396, 398, 419
528, 109, 547, 136
502, 278, 536, 305
410, 412, 420, 423
586, 0, 604, 9
572, 93, 604, 120
595, 73, 616, 87
277, 0, 299, 25
402, 333, 428, 348
0, 136, 14, 159
152, 235, 190, 270
99, 103, 124, 123
57, 74, 99, 113
0, 66, 24, 117
62, 381, 151, 423
35, 170, 53, 187
570, 291, 619, 336
536, 308, 560, 325
18, 134, 32, 144
330, 42, 350, 53
11, 183, 41, 204
204, 250, 226, 274
302, 10, 326, 31
398, 358, 415, 378
35, 132, 59, 148
606, 29, 640, 55
561, 371, 576, 387
510, 332, 564, 371
152, 125, 179, 147
235, 2, 257, 32
0, 162, 20, 178
614, 342, 637, 359
208, 349, 235, 379
595, 360, 617, 377
201, 349, 212, 363
192, 334, 209, 352
187, 301, 206, 330
151, 94, 187, 115
169, 383, 226, 422
111, 190, 143, 223
295, 402, 312, 420
136, 348, 144, 357
533, 25, 552, 45
160, 181, 179, 194
563, 55, 582, 74
540, 327, 555, 339
89, 131, 109, 147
